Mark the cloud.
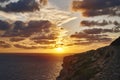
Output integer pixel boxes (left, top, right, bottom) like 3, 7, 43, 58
80, 20, 110, 27
10, 37, 25, 42
0, 41, 11, 48
72, 0, 119, 10
70, 32, 108, 39
82, 7, 120, 17
30, 33, 58, 45
39, 0, 48, 6
73, 41, 93, 45
0, 0, 9, 2
70, 27, 120, 45
0, 20, 11, 30
2, 20, 54, 37
0, 3, 76, 28
70, 32, 112, 45
14, 21, 26, 30
0, 6, 76, 27
0, 0, 48, 12
0, 20, 65, 49
14, 44, 53, 49
31, 35, 57, 42
72, 0, 120, 16
30, 31, 60, 46
83, 28, 120, 34
24, 20, 55, 37
83, 28, 103, 34
71, 32, 88, 38
14, 44, 40, 49
34, 39, 56, 44
81, 20, 120, 27
0, 0, 40, 12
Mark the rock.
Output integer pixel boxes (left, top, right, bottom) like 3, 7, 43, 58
110, 37, 120, 46
57, 37, 120, 80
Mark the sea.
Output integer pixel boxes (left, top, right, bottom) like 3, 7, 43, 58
0, 53, 63, 80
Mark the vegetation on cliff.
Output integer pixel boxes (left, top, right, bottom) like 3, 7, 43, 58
57, 37, 120, 80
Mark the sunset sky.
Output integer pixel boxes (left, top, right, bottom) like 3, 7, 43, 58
0, 0, 120, 54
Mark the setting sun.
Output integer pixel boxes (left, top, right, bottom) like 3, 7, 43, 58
55, 47, 64, 54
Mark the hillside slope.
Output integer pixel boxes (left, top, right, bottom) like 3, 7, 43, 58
57, 37, 120, 80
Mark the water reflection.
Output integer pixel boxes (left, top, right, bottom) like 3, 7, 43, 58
0, 54, 63, 80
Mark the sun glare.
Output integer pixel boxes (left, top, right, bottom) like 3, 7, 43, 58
55, 47, 64, 54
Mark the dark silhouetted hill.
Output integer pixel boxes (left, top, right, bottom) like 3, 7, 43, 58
110, 37, 120, 46
57, 36, 120, 80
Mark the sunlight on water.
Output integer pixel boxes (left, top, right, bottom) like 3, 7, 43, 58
0, 54, 63, 80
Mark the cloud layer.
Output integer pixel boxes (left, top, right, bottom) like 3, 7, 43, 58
0, 0, 40, 12
70, 27, 120, 45
0, 20, 11, 30
72, 0, 120, 17
0, 0, 77, 50
70, 32, 112, 45
80, 20, 120, 27
0, 41, 11, 48
0, 0, 120, 51
0, 20, 64, 49
0, 0, 9, 2
0, 0, 48, 12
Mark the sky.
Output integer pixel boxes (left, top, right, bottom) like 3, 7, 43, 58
0, 0, 120, 54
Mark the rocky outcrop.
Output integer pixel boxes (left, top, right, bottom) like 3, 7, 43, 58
57, 37, 120, 80
110, 37, 120, 46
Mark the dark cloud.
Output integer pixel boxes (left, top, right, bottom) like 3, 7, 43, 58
31, 33, 57, 41
66, 40, 93, 46
2, 20, 53, 37
0, 0, 9, 2
72, 0, 120, 16
31, 35, 57, 45
113, 21, 120, 26
85, 35, 112, 42
14, 44, 53, 49
83, 28, 120, 34
0, 20, 11, 30
0, 20, 61, 49
72, 0, 120, 46
21, 20, 54, 37
40, 0, 48, 6
14, 21, 26, 30
71, 32, 88, 38
82, 7, 120, 17
72, 0, 120, 10
34, 39, 56, 44
83, 28, 103, 34
30, 33, 57, 45
80, 20, 120, 29
9, 37, 25, 42
70, 27, 119, 45
0, 0, 40, 12
27, 20, 52, 33
71, 32, 108, 39
73, 41, 93, 45
14, 44, 40, 49
70, 32, 112, 45
0, 41, 11, 48
80, 20, 110, 27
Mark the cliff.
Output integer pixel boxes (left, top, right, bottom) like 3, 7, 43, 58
57, 37, 120, 80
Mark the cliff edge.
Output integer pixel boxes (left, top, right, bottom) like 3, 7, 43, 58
57, 37, 120, 80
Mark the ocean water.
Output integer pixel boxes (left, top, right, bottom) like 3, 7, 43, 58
0, 54, 63, 80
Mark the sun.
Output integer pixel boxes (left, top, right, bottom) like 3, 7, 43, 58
54, 47, 64, 54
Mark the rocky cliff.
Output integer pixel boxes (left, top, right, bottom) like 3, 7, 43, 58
57, 37, 120, 80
